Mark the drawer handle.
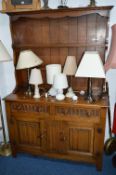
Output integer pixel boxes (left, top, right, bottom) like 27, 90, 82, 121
37, 130, 47, 139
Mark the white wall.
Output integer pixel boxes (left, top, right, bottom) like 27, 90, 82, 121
0, 0, 116, 142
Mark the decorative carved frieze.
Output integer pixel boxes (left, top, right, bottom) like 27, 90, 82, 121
55, 106, 100, 117
10, 103, 50, 114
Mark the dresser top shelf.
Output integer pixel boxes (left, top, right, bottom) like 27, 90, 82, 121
0, 6, 113, 18
4, 93, 108, 108
1, 5, 112, 95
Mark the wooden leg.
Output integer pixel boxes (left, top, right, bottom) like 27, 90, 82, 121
11, 144, 17, 157
12, 151, 17, 157
96, 154, 102, 171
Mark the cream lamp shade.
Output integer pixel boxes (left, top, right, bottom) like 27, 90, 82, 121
53, 73, 68, 89
29, 68, 43, 98
0, 40, 12, 62
46, 64, 61, 84
63, 56, 77, 75
75, 51, 105, 78
53, 73, 68, 100
46, 64, 61, 96
75, 51, 105, 103
16, 50, 43, 69
29, 68, 43, 85
63, 56, 77, 98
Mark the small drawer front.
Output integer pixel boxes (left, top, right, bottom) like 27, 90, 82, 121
55, 106, 100, 118
10, 103, 50, 115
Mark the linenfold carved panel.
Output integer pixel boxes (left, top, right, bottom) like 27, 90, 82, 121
68, 127, 94, 154
17, 120, 41, 146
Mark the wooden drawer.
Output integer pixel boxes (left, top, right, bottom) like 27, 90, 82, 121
54, 105, 101, 123
10, 102, 50, 116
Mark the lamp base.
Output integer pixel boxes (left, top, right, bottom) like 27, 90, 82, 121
65, 87, 75, 98
33, 94, 40, 98
25, 85, 32, 96
58, 5, 68, 9
42, 6, 50, 9
33, 85, 41, 98
56, 94, 65, 101
0, 143, 12, 156
85, 77, 95, 103
85, 94, 95, 103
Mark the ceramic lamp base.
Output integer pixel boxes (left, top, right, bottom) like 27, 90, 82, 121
56, 94, 65, 101
58, 5, 68, 9
33, 85, 40, 98
65, 87, 75, 98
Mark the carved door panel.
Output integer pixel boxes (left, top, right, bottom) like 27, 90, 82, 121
46, 120, 68, 153
10, 115, 47, 152
67, 122, 95, 156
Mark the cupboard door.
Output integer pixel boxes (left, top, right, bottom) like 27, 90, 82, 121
16, 120, 42, 147
46, 120, 68, 153
67, 123, 94, 156
9, 115, 46, 153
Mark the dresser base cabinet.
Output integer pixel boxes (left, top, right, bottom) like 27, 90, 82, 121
5, 94, 108, 171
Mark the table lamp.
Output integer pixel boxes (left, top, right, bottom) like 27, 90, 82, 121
46, 64, 61, 96
16, 50, 43, 95
75, 51, 106, 103
104, 24, 116, 72
29, 68, 43, 98
0, 40, 12, 156
53, 73, 68, 100
63, 56, 77, 98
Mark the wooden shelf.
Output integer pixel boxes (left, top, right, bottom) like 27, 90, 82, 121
7, 6, 110, 91
0, 6, 113, 18
13, 43, 107, 49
